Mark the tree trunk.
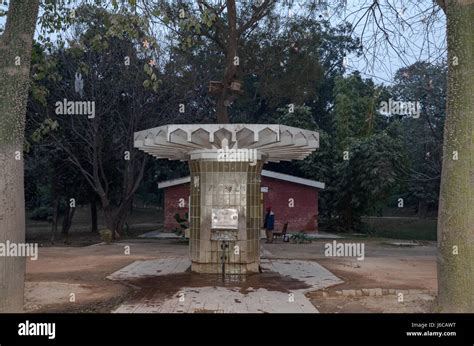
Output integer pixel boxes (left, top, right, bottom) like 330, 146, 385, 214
344, 207, 354, 232
114, 198, 133, 235
0, 0, 40, 312
216, 96, 230, 124
98, 193, 121, 240
61, 200, 76, 235
90, 198, 98, 233
95, 155, 146, 240
216, 0, 238, 124
51, 196, 60, 243
101, 199, 115, 232
437, 0, 474, 312
417, 200, 428, 219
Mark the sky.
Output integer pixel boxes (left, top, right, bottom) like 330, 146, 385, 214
326, 0, 447, 84
0, 0, 447, 85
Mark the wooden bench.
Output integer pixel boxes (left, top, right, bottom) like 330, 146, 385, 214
273, 222, 288, 242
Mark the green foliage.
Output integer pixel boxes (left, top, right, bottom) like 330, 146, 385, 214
364, 217, 437, 241
276, 105, 317, 130
99, 229, 113, 244
333, 73, 385, 149
389, 62, 446, 213
173, 212, 189, 237
174, 212, 189, 228
24, 4, 166, 237
25, 118, 59, 153
290, 232, 313, 244
30, 207, 54, 221
329, 134, 404, 231
174, 213, 189, 234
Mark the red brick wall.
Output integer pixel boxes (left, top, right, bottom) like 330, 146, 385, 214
163, 177, 320, 232
261, 176, 319, 232
164, 183, 190, 231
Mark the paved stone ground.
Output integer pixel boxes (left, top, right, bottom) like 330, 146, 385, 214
109, 258, 342, 313
138, 231, 181, 239
107, 258, 191, 280
138, 230, 343, 240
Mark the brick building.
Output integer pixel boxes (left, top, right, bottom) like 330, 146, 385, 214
159, 170, 324, 233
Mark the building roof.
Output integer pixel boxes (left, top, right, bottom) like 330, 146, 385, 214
134, 124, 319, 162
158, 170, 325, 190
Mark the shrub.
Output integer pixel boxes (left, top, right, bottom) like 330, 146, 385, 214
30, 206, 54, 221
99, 229, 113, 244
290, 232, 312, 244
173, 212, 188, 237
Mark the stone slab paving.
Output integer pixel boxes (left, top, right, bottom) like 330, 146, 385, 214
260, 259, 343, 291
138, 231, 181, 239
138, 230, 342, 240
114, 287, 316, 313
110, 258, 342, 313
107, 258, 191, 280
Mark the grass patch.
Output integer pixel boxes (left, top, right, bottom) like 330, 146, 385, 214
26, 207, 164, 246
362, 217, 437, 241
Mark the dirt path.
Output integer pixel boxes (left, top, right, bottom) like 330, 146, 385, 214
24, 239, 437, 313
25, 241, 188, 312
261, 239, 437, 313
307, 256, 437, 313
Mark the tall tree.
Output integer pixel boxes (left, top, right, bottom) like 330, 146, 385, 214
34, 5, 162, 238
391, 62, 446, 217
436, 0, 474, 312
0, 0, 40, 312
146, 0, 278, 123
346, 0, 473, 312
